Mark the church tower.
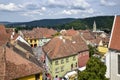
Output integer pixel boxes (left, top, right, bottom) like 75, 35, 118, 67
93, 21, 97, 32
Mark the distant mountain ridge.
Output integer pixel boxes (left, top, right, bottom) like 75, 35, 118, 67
1, 16, 114, 32
5, 18, 76, 27
0, 22, 11, 25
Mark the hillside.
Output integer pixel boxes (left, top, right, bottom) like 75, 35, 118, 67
55, 16, 114, 32
5, 16, 114, 32
0, 22, 11, 25
6, 18, 76, 27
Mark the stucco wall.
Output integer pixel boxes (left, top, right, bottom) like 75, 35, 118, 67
78, 51, 89, 68
109, 50, 120, 80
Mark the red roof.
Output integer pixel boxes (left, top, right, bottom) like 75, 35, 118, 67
43, 34, 88, 60
60, 29, 79, 36
0, 46, 42, 79
79, 30, 95, 40
0, 24, 7, 34
109, 16, 120, 50
22, 28, 57, 39
0, 25, 10, 46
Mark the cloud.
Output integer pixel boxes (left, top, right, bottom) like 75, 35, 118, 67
45, 0, 90, 10
22, 7, 46, 17
62, 10, 79, 15
85, 8, 94, 14
0, 3, 21, 11
62, 8, 94, 15
101, 0, 116, 6
0, 2, 46, 18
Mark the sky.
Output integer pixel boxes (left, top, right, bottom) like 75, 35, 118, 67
0, 0, 120, 22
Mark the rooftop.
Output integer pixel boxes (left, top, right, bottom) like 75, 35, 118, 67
43, 34, 88, 60
0, 45, 42, 80
109, 16, 120, 50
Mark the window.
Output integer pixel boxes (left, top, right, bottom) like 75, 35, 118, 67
55, 60, 59, 65
34, 44, 37, 47
66, 58, 69, 63
34, 39, 37, 42
55, 67, 59, 73
30, 39, 32, 43
61, 66, 64, 72
71, 64, 73, 70
61, 59, 64, 64
118, 55, 120, 74
31, 44, 33, 47
35, 74, 40, 80
73, 56, 76, 61
76, 62, 77, 67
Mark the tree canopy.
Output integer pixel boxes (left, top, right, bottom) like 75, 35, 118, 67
78, 57, 108, 80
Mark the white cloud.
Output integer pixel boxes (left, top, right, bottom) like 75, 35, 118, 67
22, 7, 46, 17
62, 10, 80, 15
85, 8, 94, 14
45, 0, 90, 10
0, 3, 21, 11
62, 8, 94, 15
41, 7, 46, 11
101, 0, 116, 6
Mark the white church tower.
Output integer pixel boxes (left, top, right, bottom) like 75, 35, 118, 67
93, 21, 97, 32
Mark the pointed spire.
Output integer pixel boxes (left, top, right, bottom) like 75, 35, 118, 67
72, 26, 74, 30
93, 21, 97, 32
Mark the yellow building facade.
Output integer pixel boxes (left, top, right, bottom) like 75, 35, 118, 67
47, 54, 78, 79
18, 74, 42, 80
27, 38, 39, 47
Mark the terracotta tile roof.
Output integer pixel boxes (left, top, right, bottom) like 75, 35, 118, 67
43, 34, 88, 60
22, 28, 57, 39
0, 25, 10, 46
0, 45, 42, 80
109, 16, 120, 50
91, 37, 102, 45
0, 25, 7, 34
10, 40, 42, 66
60, 29, 79, 36
79, 30, 95, 40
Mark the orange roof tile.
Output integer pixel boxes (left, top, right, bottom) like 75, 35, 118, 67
22, 28, 57, 39
0, 25, 7, 34
43, 34, 88, 60
0, 25, 10, 46
60, 29, 79, 36
79, 30, 95, 40
109, 16, 120, 50
0, 45, 42, 80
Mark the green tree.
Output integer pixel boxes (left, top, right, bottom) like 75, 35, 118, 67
78, 57, 108, 80
88, 45, 98, 57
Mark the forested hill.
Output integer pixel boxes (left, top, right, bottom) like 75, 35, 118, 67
57, 16, 114, 31
4, 16, 114, 32
5, 18, 76, 27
